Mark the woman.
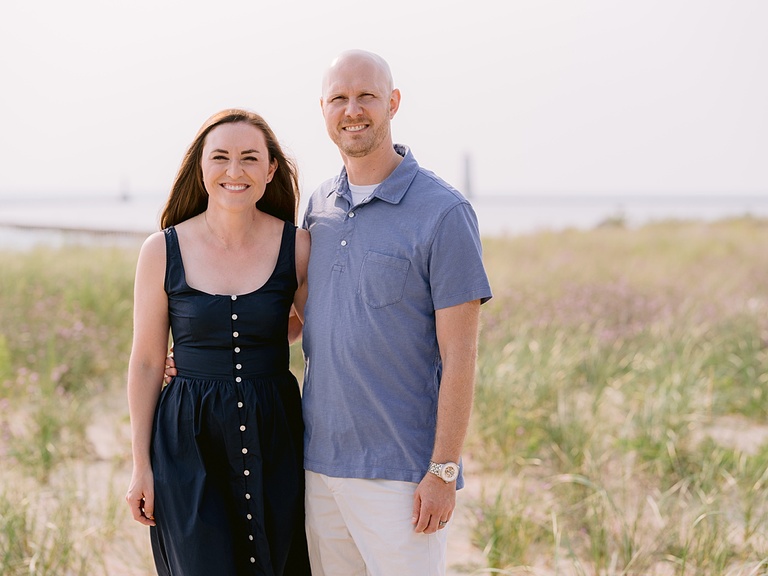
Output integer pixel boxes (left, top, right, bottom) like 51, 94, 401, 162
125, 109, 311, 575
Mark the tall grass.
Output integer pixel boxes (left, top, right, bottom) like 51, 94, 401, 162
2, 218, 768, 574
0, 240, 305, 573
470, 218, 768, 574
0, 245, 139, 573
0, 246, 135, 480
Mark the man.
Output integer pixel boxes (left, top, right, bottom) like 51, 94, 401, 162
301, 49, 492, 576
167, 49, 492, 575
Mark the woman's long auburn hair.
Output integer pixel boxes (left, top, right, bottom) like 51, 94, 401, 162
160, 109, 300, 228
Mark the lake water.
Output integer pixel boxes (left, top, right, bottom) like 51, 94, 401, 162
1, 194, 767, 250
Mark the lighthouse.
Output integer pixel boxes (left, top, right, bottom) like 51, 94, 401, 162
463, 152, 474, 199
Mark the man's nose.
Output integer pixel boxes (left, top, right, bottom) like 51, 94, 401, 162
345, 98, 363, 117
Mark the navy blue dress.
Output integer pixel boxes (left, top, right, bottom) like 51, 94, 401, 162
150, 222, 310, 576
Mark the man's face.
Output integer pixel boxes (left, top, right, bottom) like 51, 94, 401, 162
321, 56, 398, 159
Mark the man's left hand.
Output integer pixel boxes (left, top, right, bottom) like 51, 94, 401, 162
411, 474, 455, 534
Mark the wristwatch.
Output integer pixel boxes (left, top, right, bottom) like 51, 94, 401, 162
428, 460, 459, 483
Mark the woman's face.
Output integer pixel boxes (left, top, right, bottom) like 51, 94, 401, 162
201, 122, 277, 211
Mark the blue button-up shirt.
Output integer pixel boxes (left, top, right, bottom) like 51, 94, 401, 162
301, 145, 492, 487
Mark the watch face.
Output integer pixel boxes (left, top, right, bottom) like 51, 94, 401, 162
441, 462, 459, 481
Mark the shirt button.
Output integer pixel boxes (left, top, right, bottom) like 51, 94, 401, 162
247, 513, 252, 520
235, 377, 242, 383
244, 470, 250, 476
242, 448, 248, 454
236, 363, 242, 370
240, 425, 246, 431
231, 295, 237, 301
238, 401, 243, 408
249, 535, 254, 541
349, 211, 355, 217
250, 557, 256, 563
233, 331, 239, 338
245, 493, 251, 500
234, 347, 241, 353
340, 240, 347, 246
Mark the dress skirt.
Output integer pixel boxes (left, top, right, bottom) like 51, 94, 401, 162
150, 372, 309, 575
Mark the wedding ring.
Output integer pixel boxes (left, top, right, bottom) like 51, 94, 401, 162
439, 520, 448, 527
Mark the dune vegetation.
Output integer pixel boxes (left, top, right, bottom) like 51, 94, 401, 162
470, 217, 768, 575
1, 217, 767, 575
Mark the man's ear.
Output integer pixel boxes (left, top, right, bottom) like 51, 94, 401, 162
389, 88, 401, 119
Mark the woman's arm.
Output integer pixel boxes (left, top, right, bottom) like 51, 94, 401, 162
125, 232, 170, 526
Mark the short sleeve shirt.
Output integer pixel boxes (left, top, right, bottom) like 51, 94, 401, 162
301, 145, 492, 488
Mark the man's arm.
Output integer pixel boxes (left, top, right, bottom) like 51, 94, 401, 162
412, 299, 481, 534
288, 227, 310, 344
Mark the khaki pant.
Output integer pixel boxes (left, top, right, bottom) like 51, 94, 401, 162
305, 471, 449, 576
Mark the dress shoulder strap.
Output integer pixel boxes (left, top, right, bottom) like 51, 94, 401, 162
275, 220, 298, 292
163, 226, 185, 294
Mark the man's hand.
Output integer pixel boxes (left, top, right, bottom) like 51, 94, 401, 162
164, 349, 177, 383
411, 473, 455, 534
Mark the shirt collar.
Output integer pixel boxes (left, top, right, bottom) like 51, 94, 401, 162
327, 144, 418, 205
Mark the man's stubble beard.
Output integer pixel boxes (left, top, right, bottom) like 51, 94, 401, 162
332, 120, 390, 159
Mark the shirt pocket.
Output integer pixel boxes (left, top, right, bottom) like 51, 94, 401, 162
359, 251, 410, 309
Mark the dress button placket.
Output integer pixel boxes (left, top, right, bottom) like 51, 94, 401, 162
231, 293, 255, 562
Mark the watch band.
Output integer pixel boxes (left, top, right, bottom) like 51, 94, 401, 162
428, 460, 458, 482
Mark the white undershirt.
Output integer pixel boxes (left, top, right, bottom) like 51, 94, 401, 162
349, 183, 380, 206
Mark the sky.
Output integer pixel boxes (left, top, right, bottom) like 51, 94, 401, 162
1, 0, 766, 208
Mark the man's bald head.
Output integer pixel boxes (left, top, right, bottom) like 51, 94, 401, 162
321, 49, 394, 98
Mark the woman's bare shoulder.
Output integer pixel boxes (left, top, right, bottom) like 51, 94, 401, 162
295, 226, 310, 247
140, 230, 166, 254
